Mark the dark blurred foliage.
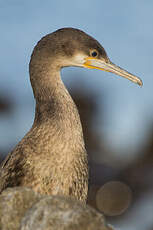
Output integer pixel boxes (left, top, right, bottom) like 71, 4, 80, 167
0, 94, 13, 163
70, 83, 153, 226
0, 95, 12, 114
119, 135, 153, 201
70, 86, 117, 185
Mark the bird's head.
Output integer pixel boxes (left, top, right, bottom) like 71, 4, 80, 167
30, 27, 142, 87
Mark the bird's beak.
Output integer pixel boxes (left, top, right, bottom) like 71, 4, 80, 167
83, 57, 143, 86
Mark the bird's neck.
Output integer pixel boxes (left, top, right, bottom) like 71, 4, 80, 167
30, 68, 84, 148
33, 74, 79, 125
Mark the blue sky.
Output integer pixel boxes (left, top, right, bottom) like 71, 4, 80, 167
0, 0, 153, 158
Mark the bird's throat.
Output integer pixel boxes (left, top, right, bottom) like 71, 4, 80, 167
32, 72, 85, 150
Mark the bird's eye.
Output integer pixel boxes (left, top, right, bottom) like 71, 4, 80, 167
90, 50, 98, 58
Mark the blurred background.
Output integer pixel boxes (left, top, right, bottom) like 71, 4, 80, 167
0, 1, 153, 229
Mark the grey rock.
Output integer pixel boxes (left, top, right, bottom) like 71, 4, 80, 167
0, 187, 42, 230
20, 195, 109, 230
0, 187, 115, 230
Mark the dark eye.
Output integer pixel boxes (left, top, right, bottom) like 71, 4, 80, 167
90, 50, 98, 57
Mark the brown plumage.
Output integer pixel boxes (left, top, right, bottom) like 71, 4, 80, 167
0, 28, 142, 202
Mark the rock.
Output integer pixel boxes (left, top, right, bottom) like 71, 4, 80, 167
20, 195, 109, 230
0, 187, 115, 230
107, 225, 116, 230
0, 187, 42, 230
